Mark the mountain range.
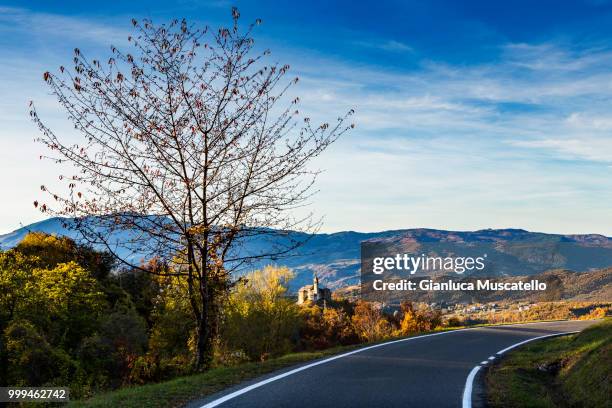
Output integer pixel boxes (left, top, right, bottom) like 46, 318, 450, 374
1, 217, 611, 292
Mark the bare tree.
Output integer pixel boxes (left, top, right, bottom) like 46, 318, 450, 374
30, 9, 353, 369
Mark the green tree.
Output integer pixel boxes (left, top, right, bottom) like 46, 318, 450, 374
27, 262, 105, 349
76, 302, 149, 391
147, 274, 195, 377
0, 251, 38, 385
4, 320, 77, 387
15, 232, 115, 280
0, 252, 35, 329
222, 266, 299, 361
0, 240, 107, 388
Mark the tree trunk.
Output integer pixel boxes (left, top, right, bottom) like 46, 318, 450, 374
193, 276, 216, 370
194, 311, 213, 370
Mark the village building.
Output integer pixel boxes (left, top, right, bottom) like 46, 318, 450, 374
297, 274, 332, 305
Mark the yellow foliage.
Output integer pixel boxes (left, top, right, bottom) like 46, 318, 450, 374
351, 301, 393, 342
27, 261, 105, 316
15, 232, 76, 267
222, 266, 299, 361
397, 302, 442, 335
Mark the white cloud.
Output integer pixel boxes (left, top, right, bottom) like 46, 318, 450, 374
0, 6, 129, 46
353, 39, 413, 53
510, 137, 612, 162
379, 40, 413, 53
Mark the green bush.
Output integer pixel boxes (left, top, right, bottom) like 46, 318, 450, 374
4, 319, 78, 387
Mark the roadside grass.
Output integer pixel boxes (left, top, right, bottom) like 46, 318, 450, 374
486, 318, 611, 408
69, 318, 601, 408
67, 344, 366, 408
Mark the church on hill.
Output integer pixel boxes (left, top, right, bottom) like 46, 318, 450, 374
297, 274, 332, 305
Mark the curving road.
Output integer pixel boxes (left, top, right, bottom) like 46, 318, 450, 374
188, 320, 598, 408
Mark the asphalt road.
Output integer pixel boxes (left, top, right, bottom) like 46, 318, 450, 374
189, 320, 598, 408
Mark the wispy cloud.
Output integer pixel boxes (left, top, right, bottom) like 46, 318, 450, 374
353, 39, 413, 53
289, 40, 612, 164
0, 6, 129, 46
510, 137, 612, 162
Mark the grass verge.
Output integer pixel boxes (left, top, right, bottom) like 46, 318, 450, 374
67, 344, 365, 408
486, 319, 611, 408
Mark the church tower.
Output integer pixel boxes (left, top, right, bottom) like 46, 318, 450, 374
296, 273, 331, 306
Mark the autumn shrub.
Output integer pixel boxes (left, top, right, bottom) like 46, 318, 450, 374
479, 301, 611, 324
397, 302, 443, 335
445, 316, 464, 327
351, 301, 394, 342
297, 304, 358, 350
580, 306, 609, 319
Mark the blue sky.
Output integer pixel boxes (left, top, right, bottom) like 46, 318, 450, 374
1, 0, 612, 235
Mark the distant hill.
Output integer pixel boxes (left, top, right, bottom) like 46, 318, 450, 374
1, 217, 611, 292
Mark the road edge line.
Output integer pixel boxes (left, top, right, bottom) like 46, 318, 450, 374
462, 366, 481, 408
461, 330, 580, 408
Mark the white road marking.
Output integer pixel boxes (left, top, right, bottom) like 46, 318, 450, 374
461, 330, 580, 408
462, 366, 481, 408
198, 328, 473, 407
480, 361, 488, 365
